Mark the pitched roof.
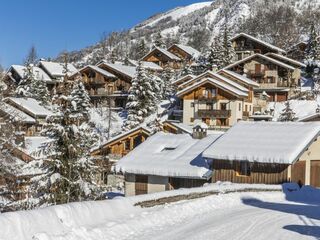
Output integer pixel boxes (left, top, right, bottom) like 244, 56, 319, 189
231, 33, 286, 54
143, 47, 181, 61
97, 61, 137, 79
163, 120, 193, 134
203, 121, 320, 164
225, 53, 296, 71
178, 71, 249, 94
0, 102, 36, 123
127, 59, 163, 71
74, 65, 116, 78
176, 77, 248, 98
4, 97, 56, 118
172, 74, 196, 86
169, 44, 201, 58
9, 65, 52, 82
91, 126, 151, 153
218, 69, 260, 87
39, 61, 78, 78
115, 132, 222, 179
265, 53, 306, 68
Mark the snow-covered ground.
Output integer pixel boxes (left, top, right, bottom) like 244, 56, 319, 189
1, 182, 319, 240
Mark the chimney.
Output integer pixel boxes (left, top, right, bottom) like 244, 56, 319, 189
192, 122, 208, 139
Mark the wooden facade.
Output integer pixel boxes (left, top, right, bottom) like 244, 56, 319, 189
211, 160, 289, 184
142, 48, 182, 69
91, 127, 151, 159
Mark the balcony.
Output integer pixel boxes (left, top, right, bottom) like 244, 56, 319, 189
248, 70, 265, 77
197, 109, 231, 118
197, 95, 218, 102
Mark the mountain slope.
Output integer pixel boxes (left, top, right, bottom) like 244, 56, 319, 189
57, 0, 320, 67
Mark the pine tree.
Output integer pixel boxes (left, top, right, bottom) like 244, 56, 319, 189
179, 61, 193, 77
279, 101, 296, 121
304, 23, 320, 79
221, 25, 236, 67
24, 45, 38, 66
123, 61, 157, 130
207, 39, 225, 71
153, 32, 165, 48
29, 75, 50, 106
69, 76, 91, 121
137, 39, 148, 59
34, 81, 101, 205
15, 64, 34, 97
160, 66, 174, 99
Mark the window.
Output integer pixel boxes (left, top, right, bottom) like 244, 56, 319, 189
190, 102, 195, 108
237, 162, 251, 176
124, 139, 130, 151
206, 103, 213, 110
211, 89, 217, 97
221, 103, 227, 110
238, 103, 242, 111
190, 118, 194, 123
219, 118, 227, 126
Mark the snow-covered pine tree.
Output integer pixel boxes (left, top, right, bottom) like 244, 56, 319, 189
137, 39, 148, 59
160, 66, 174, 99
34, 83, 102, 205
221, 25, 236, 67
179, 60, 193, 77
69, 75, 91, 121
304, 23, 320, 79
24, 45, 38, 66
207, 38, 225, 71
30, 75, 50, 106
279, 101, 296, 122
15, 64, 35, 98
123, 61, 157, 130
153, 32, 166, 48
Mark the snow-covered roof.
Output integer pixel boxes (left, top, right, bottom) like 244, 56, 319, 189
177, 77, 248, 98
4, 97, 56, 118
211, 72, 249, 93
23, 136, 51, 159
169, 44, 201, 58
172, 74, 196, 85
97, 61, 137, 79
9, 65, 52, 82
163, 120, 193, 134
143, 47, 181, 61
225, 53, 296, 71
127, 59, 163, 71
265, 53, 306, 68
91, 126, 151, 153
203, 121, 320, 164
74, 65, 116, 78
231, 33, 286, 54
219, 69, 260, 87
298, 113, 320, 122
39, 61, 78, 78
115, 132, 222, 179
0, 102, 36, 123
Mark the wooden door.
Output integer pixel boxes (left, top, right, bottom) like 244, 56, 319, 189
135, 175, 148, 195
291, 161, 306, 186
255, 64, 261, 73
311, 161, 320, 187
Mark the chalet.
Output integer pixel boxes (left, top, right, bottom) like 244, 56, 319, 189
225, 53, 301, 102
115, 129, 222, 196
3, 65, 53, 96
38, 60, 78, 81
3, 97, 56, 135
96, 61, 136, 108
176, 71, 254, 129
142, 46, 182, 69
0, 102, 36, 136
91, 126, 151, 161
167, 44, 201, 63
286, 41, 308, 61
69, 65, 117, 106
265, 53, 306, 69
231, 33, 286, 60
203, 121, 320, 187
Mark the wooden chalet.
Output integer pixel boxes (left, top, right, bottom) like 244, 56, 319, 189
176, 71, 254, 129
125, 59, 163, 73
231, 33, 286, 61
38, 60, 78, 81
286, 41, 308, 62
96, 61, 137, 108
142, 46, 182, 69
225, 53, 302, 102
91, 126, 151, 160
2, 65, 53, 96
69, 65, 118, 106
115, 131, 222, 196
203, 122, 320, 187
167, 44, 201, 63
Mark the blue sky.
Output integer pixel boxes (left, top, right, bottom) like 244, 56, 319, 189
0, 0, 204, 68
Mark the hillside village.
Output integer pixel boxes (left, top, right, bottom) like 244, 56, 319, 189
0, 0, 320, 218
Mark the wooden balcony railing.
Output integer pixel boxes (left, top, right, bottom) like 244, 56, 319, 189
197, 95, 218, 102
197, 109, 231, 118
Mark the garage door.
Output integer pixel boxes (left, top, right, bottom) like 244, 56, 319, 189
311, 161, 320, 187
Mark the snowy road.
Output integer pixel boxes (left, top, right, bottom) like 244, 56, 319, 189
1, 184, 320, 240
